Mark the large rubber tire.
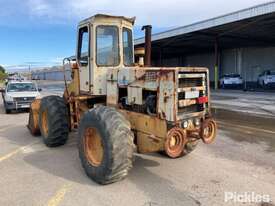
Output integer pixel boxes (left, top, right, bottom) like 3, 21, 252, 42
5, 108, 11, 114
39, 96, 69, 147
78, 106, 135, 185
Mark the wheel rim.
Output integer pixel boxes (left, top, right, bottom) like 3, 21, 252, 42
29, 110, 35, 133
84, 127, 104, 167
202, 120, 217, 144
41, 110, 49, 136
165, 128, 187, 158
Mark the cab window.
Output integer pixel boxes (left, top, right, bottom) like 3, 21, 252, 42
7, 83, 37, 92
123, 28, 134, 66
96, 26, 119, 66
77, 26, 89, 66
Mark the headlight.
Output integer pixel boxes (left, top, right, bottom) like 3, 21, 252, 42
5, 94, 14, 102
182, 121, 188, 129
194, 118, 201, 126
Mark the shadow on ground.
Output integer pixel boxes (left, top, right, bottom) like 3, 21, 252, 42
129, 155, 201, 206
23, 134, 200, 206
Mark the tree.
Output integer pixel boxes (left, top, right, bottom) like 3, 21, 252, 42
0, 65, 7, 81
0, 65, 5, 73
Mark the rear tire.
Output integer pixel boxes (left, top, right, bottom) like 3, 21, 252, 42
78, 106, 134, 185
39, 96, 69, 147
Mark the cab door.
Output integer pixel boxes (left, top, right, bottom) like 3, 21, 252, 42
77, 25, 91, 92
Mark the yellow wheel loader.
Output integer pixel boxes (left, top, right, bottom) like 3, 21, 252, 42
27, 14, 217, 185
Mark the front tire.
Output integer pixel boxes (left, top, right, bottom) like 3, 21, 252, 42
78, 106, 134, 185
39, 96, 69, 147
5, 108, 11, 114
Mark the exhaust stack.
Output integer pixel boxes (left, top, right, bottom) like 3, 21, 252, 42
142, 25, 152, 67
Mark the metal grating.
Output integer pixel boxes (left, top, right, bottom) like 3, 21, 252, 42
145, 72, 158, 82
178, 78, 203, 88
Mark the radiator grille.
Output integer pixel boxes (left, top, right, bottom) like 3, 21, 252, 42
14, 97, 35, 102
179, 77, 203, 88
177, 72, 207, 117
145, 72, 157, 81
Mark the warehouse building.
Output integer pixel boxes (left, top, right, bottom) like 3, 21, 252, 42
32, 2, 275, 88
31, 66, 71, 81
135, 1, 275, 89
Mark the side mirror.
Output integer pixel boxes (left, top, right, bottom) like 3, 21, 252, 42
38, 88, 42, 92
0, 88, 5, 93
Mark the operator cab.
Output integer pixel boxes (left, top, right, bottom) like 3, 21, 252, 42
76, 14, 135, 94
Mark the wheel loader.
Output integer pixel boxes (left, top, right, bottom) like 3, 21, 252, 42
27, 14, 217, 185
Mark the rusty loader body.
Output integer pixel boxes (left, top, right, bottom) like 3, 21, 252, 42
28, 14, 217, 184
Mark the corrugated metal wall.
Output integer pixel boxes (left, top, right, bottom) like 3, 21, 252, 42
156, 46, 275, 82
184, 53, 215, 81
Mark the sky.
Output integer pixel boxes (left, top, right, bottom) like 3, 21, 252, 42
0, 0, 270, 71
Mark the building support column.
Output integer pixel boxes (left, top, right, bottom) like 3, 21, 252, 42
237, 48, 242, 75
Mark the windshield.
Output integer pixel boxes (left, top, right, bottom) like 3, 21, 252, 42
123, 28, 134, 66
96, 25, 119, 66
7, 83, 37, 92
224, 74, 240, 78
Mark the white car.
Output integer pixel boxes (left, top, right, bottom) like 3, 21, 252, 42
258, 70, 275, 88
220, 74, 243, 88
1, 81, 41, 113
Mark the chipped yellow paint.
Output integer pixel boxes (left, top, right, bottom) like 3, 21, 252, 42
0, 140, 39, 163
47, 184, 71, 206
0, 148, 21, 162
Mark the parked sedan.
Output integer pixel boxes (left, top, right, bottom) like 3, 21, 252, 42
258, 70, 275, 88
1, 81, 41, 114
220, 74, 243, 89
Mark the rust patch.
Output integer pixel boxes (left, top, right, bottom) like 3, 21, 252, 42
200, 118, 217, 144
164, 127, 188, 158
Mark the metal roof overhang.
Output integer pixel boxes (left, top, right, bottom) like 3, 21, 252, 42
135, 2, 275, 58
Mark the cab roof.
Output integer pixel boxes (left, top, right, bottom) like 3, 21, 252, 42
79, 14, 136, 26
